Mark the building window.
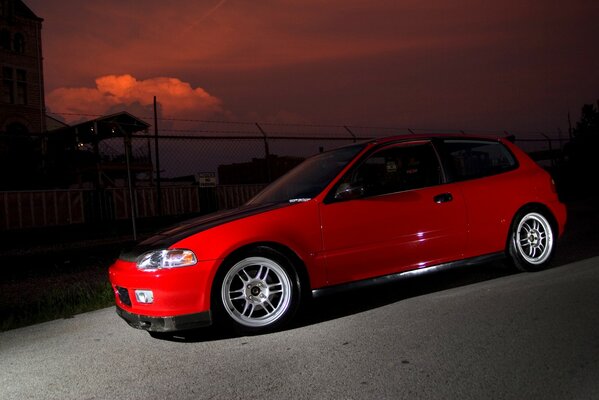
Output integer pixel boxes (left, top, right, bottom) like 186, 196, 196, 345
0, 29, 10, 51
2, 66, 14, 103
16, 69, 26, 104
13, 33, 24, 53
1, 67, 27, 105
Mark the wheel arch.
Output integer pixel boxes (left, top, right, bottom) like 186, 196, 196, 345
506, 202, 559, 249
210, 241, 311, 302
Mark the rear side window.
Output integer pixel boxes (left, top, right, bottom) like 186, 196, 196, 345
442, 140, 517, 181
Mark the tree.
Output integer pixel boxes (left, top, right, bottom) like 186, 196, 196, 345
573, 103, 599, 140
562, 102, 599, 197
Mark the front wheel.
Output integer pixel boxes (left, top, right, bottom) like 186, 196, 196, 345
508, 211, 555, 272
213, 248, 301, 334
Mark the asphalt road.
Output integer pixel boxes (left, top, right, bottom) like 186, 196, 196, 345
1, 253, 599, 400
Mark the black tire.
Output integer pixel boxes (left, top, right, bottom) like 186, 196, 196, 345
211, 246, 302, 334
507, 210, 556, 272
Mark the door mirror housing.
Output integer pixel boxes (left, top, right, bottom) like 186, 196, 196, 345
334, 183, 365, 201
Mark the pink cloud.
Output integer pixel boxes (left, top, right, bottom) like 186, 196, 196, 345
46, 74, 224, 123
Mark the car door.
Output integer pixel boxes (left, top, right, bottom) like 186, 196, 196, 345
319, 140, 468, 286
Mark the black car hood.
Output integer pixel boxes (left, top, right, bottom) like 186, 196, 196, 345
120, 202, 290, 262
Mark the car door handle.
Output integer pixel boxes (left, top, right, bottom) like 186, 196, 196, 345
434, 193, 453, 204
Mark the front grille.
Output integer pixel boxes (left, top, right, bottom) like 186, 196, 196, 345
116, 286, 132, 306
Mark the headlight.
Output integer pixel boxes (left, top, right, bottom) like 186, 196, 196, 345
136, 249, 197, 270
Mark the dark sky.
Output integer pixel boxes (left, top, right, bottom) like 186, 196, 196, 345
27, 0, 599, 133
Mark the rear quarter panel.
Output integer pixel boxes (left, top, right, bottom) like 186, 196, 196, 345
460, 140, 566, 257
458, 168, 534, 258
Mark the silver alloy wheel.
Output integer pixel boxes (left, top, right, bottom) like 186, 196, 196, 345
515, 212, 553, 265
221, 256, 292, 328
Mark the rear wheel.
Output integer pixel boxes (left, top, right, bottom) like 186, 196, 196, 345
213, 247, 301, 334
508, 211, 555, 271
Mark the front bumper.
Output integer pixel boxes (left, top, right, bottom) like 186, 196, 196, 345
109, 258, 220, 319
115, 306, 212, 332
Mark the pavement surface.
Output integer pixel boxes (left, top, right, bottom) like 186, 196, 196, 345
1, 254, 598, 400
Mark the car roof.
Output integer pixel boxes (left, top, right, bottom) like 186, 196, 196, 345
366, 133, 508, 146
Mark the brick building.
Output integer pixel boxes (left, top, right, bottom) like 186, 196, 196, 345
0, 0, 45, 135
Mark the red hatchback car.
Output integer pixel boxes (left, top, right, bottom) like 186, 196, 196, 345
109, 135, 566, 335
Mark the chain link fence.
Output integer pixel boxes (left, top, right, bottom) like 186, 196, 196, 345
0, 121, 570, 233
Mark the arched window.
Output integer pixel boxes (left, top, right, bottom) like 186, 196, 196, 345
0, 29, 10, 51
13, 33, 24, 53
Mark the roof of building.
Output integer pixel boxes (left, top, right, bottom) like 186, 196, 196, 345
49, 111, 151, 143
45, 114, 69, 131
6, 0, 43, 21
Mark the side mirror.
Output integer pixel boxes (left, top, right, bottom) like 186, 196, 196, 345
334, 183, 365, 201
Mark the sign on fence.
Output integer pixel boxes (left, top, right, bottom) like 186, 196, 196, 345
198, 172, 217, 187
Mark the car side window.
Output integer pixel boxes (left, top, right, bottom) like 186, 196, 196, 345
443, 140, 517, 181
335, 142, 442, 199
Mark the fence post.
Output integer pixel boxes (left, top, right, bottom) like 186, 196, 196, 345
121, 126, 138, 240
154, 96, 162, 216
255, 123, 271, 182
92, 121, 103, 187
540, 133, 555, 168
344, 126, 357, 142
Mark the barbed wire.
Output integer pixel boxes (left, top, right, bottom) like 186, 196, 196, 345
45, 111, 568, 137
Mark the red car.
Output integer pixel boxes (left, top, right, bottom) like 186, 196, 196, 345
109, 135, 566, 335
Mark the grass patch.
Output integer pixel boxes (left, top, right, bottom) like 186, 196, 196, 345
0, 255, 118, 332
0, 278, 115, 332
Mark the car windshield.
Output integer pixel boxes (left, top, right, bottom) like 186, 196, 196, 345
247, 143, 366, 205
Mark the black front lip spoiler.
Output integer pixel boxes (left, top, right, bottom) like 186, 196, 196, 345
115, 306, 212, 332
